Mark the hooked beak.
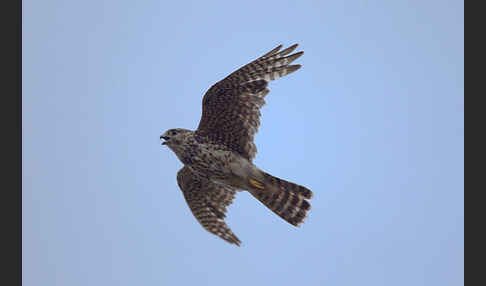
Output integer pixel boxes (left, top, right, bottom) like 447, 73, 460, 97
160, 135, 169, 145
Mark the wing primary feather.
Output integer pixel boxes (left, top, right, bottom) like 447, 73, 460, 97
274, 43, 299, 57
261, 44, 283, 57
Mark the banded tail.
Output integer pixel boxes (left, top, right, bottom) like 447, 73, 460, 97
248, 171, 313, 226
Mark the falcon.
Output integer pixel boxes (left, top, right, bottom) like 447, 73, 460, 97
160, 44, 313, 246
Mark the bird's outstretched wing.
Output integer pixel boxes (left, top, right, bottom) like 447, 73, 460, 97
176, 166, 241, 246
196, 44, 303, 161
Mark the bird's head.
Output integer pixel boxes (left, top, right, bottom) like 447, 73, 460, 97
160, 128, 191, 147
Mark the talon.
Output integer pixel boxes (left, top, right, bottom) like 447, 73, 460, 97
249, 178, 265, 190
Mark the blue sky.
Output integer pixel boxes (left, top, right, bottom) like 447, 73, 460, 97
23, 1, 464, 285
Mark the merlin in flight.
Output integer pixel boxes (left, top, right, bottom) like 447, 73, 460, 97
160, 44, 313, 246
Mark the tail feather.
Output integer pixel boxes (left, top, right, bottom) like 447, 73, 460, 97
249, 171, 313, 226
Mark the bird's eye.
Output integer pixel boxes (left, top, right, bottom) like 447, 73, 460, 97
170, 130, 177, 136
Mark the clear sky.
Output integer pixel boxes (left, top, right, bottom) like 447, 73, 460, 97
23, 1, 464, 285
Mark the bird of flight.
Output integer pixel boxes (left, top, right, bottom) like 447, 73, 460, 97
160, 44, 313, 246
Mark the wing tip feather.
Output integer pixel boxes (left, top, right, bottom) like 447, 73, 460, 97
277, 43, 299, 56
286, 64, 302, 75
263, 44, 283, 57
